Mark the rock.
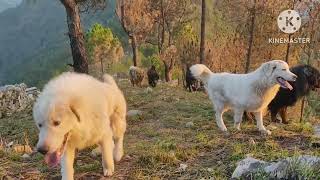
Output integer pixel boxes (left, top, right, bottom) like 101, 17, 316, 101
185, 121, 194, 128
127, 110, 143, 117
178, 163, 188, 171
145, 87, 153, 93
22, 153, 31, 159
267, 124, 278, 131
265, 155, 320, 179
313, 125, 320, 138
248, 138, 256, 146
232, 157, 269, 178
207, 168, 214, 172
91, 147, 101, 157
6, 141, 14, 148
0, 84, 39, 118
232, 155, 320, 179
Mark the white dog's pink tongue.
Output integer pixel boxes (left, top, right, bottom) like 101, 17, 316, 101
278, 78, 293, 90
45, 152, 61, 168
284, 81, 293, 90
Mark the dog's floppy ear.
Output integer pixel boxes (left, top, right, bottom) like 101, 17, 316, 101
303, 67, 312, 77
70, 105, 81, 122
262, 62, 275, 76
262, 63, 270, 73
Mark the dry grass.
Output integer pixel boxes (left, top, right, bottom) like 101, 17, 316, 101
0, 80, 320, 179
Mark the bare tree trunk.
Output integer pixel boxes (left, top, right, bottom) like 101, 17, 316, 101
285, 34, 292, 63
100, 58, 104, 77
168, 30, 173, 46
60, 0, 89, 74
118, 0, 138, 66
199, 0, 206, 64
130, 35, 138, 66
157, 23, 162, 54
159, 0, 165, 53
300, 97, 305, 122
164, 63, 172, 82
244, 0, 256, 73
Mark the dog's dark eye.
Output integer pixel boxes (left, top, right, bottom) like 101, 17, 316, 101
38, 123, 42, 128
282, 69, 286, 71
273, 66, 276, 70
53, 121, 61, 126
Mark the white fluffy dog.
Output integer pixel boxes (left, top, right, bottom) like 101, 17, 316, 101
190, 60, 297, 135
33, 72, 127, 180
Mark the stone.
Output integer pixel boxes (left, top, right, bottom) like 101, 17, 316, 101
22, 153, 31, 159
313, 125, 320, 138
145, 87, 153, 93
0, 84, 39, 118
248, 138, 256, 146
185, 121, 194, 128
178, 163, 188, 171
91, 147, 101, 157
232, 155, 320, 179
127, 110, 143, 117
267, 124, 278, 131
232, 157, 269, 178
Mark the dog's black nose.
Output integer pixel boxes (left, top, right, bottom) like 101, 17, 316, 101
37, 147, 49, 155
292, 75, 297, 81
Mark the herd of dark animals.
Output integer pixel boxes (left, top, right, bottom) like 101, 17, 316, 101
136, 64, 320, 124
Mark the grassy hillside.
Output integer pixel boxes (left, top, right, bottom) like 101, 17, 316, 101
0, 81, 319, 179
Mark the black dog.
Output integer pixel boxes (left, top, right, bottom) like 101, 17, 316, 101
268, 64, 320, 123
186, 66, 199, 92
245, 65, 320, 123
147, 65, 159, 87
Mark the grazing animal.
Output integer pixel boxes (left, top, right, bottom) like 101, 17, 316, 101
268, 64, 320, 123
190, 60, 297, 135
33, 72, 127, 179
129, 66, 145, 87
147, 65, 160, 87
186, 66, 199, 92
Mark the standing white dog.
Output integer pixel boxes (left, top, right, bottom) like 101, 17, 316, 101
190, 60, 297, 135
33, 72, 127, 180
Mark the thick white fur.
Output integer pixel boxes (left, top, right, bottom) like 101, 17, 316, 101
190, 60, 297, 135
33, 72, 127, 180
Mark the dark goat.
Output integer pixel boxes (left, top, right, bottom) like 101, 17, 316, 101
147, 65, 159, 87
186, 66, 199, 92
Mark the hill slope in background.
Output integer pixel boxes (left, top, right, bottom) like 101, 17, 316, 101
0, 0, 126, 87
0, 0, 22, 12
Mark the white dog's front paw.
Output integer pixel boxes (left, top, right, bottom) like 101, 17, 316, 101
260, 129, 271, 135
103, 168, 114, 177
